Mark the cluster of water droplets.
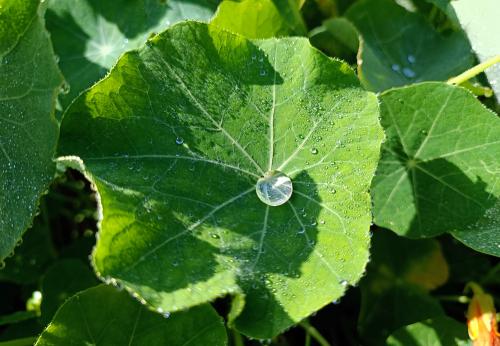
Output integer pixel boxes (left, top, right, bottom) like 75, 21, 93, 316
391, 54, 417, 79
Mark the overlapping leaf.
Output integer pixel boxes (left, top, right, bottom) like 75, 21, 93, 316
36, 285, 227, 346
345, 0, 473, 92
387, 317, 470, 346
371, 82, 500, 256
211, 0, 306, 39
46, 0, 220, 111
58, 22, 384, 337
0, 0, 63, 261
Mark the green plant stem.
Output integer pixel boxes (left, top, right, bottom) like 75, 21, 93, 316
448, 55, 500, 85
0, 337, 38, 346
299, 321, 331, 346
305, 331, 312, 346
232, 329, 244, 346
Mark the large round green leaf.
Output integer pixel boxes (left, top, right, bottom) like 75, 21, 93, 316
46, 0, 220, 111
372, 82, 500, 256
0, 0, 63, 261
36, 285, 227, 346
58, 21, 384, 337
345, 0, 473, 92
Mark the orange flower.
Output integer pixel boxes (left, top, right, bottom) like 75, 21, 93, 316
467, 282, 500, 346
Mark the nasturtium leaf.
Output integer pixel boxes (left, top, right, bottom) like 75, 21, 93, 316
58, 21, 384, 337
451, 0, 500, 102
40, 259, 98, 325
45, 0, 220, 112
345, 0, 473, 92
371, 83, 500, 252
36, 285, 227, 346
211, 0, 306, 39
0, 0, 63, 261
386, 316, 470, 346
358, 230, 446, 345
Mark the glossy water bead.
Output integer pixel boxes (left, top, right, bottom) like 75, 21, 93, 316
255, 171, 293, 207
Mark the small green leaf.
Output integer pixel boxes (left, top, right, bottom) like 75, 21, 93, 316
211, 0, 306, 38
371, 82, 500, 256
386, 316, 470, 346
35, 285, 227, 346
345, 0, 473, 92
46, 0, 220, 111
0, 0, 63, 261
40, 259, 98, 325
358, 230, 445, 345
451, 0, 500, 102
58, 22, 384, 337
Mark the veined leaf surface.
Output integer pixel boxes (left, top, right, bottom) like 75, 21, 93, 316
36, 285, 227, 346
58, 22, 384, 337
0, 0, 63, 261
372, 83, 500, 256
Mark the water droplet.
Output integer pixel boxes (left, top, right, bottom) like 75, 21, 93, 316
211, 233, 220, 239
320, 220, 325, 225
402, 67, 416, 78
175, 137, 184, 145
310, 148, 318, 155
407, 54, 416, 64
256, 171, 293, 207
339, 279, 348, 287
297, 228, 305, 234
260, 69, 267, 76
391, 64, 400, 72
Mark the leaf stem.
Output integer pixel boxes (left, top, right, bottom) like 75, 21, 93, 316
447, 55, 500, 85
305, 331, 312, 346
232, 329, 244, 346
300, 320, 331, 346
0, 337, 38, 346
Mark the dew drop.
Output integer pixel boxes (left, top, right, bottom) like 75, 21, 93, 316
256, 171, 293, 207
175, 137, 184, 145
310, 147, 318, 155
260, 69, 267, 76
391, 64, 400, 72
402, 67, 416, 78
339, 279, 348, 287
407, 54, 416, 64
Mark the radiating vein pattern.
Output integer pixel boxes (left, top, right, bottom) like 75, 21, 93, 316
372, 83, 500, 246
59, 22, 384, 337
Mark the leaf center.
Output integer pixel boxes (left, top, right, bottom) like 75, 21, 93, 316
255, 170, 293, 207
